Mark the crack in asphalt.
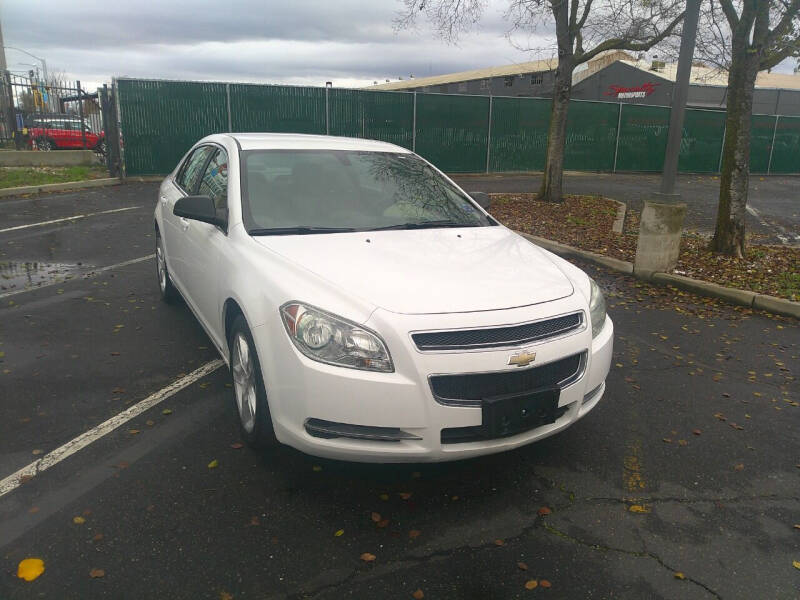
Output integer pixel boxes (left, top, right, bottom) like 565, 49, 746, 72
574, 493, 800, 506
541, 522, 723, 599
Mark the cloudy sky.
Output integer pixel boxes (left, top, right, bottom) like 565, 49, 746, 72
2, 0, 555, 90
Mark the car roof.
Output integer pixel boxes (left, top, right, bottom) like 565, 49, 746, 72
227, 133, 411, 153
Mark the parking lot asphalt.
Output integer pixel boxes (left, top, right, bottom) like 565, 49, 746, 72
0, 183, 798, 599
453, 172, 800, 245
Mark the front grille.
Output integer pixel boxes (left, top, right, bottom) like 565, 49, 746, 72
412, 312, 583, 351
430, 352, 584, 406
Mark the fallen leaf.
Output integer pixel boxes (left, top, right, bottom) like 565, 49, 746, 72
399, 492, 412, 500
334, 529, 344, 537
793, 560, 800, 570
674, 572, 686, 580
540, 579, 552, 588
312, 465, 322, 472
371, 512, 382, 523
713, 412, 726, 421
360, 552, 376, 562
412, 589, 424, 600
409, 530, 421, 539
128, 429, 140, 435
678, 439, 688, 446
230, 442, 244, 449
379, 493, 389, 501
494, 539, 505, 546
662, 437, 672, 443
28, 506, 40, 514
692, 429, 702, 436
628, 504, 651, 513
525, 580, 538, 590
220, 592, 234, 600
116, 461, 129, 469
73, 516, 86, 524
89, 568, 105, 579
145, 420, 155, 427
734, 463, 744, 471
538, 506, 552, 516
377, 519, 390, 528
207, 459, 219, 469
162, 408, 172, 415
794, 524, 800, 530
248, 516, 260, 526
92, 533, 104, 542
31, 449, 43, 455
17, 558, 45, 582
517, 562, 529, 571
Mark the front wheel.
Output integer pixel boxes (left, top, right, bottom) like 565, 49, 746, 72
37, 138, 54, 151
156, 232, 179, 303
229, 315, 278, 449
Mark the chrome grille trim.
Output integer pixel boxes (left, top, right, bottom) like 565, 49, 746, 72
411, 311, 585, 352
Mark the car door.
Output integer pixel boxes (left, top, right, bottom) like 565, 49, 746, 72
160, 145, 215, 296
180, 146, 229, 340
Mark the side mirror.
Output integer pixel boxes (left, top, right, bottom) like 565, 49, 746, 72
469, 191, 491, 210
173, 195, 226, 228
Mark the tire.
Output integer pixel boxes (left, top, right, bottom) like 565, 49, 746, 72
94, 139, 107, 157
156, 231, 180, 303
37, 138, 54, 151
229, 315, 278, 448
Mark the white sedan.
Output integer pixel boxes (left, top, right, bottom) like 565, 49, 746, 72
154, 133, 613, 462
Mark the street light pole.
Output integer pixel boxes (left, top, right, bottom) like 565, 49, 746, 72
659, 0, 702, 196
3, 46, 48, 82
633, 0, 700, 276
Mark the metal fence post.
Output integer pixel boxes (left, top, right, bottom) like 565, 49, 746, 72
226, 83, 232, 133
767, 115, 779, 174
76, 80, 87, 150
612, 103, 623, 173
325, 86, 330, 135
3, 70, 18, 147
717, 125, 726, 173
411, 91, 417, 152
485, 95, 493, 173
113, 78, 126, 180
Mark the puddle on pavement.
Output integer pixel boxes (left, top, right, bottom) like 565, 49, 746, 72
0, 261, 93, 292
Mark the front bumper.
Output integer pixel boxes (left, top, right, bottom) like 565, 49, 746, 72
253, 301, 613, 463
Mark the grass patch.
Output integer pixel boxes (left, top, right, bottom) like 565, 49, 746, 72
0, 166, 108, 189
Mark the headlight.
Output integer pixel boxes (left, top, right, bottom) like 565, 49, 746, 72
589, 278, 607, 338
280, 302, 394, 372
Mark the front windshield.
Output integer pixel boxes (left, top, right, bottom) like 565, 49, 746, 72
241, 150, 493, 232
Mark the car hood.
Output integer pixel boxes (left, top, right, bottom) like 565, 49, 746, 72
253, 226, 574, 314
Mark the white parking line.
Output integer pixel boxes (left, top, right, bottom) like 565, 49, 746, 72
0, 206, 142, 233
0, 359, 225, 498
0, 254, 155, 300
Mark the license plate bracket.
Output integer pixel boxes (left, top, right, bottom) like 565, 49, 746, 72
481, 387, 560, 438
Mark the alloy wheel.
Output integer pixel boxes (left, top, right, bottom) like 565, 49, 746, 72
232, 333, 257, 433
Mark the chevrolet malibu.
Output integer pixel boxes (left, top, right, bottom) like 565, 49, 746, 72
154, 133, 613, 462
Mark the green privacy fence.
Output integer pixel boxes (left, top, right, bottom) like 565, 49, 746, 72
116, 78, 800, 176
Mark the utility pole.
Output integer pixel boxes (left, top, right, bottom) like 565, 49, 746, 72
659, 0, 702, 195
634, 0, 700, 276
0, 11, 7, 73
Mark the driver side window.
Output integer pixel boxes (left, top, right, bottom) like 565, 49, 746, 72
177, 146, 214, 194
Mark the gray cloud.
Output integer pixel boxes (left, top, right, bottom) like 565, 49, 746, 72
2, 0, 554, 88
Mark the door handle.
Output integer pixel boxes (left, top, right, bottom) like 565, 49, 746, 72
180, 217, 190, 231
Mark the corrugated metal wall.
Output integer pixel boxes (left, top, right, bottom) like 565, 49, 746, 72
117, 78, 800, 176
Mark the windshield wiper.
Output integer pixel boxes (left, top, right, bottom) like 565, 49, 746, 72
248, 226, 356, 236
368, 220, 479, 231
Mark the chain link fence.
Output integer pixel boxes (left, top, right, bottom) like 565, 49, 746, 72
116, 77, 800, 177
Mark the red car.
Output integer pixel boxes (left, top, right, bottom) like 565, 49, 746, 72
27, 116, 105, 153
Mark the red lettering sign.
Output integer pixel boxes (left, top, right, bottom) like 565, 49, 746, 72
605, 82, 660, 99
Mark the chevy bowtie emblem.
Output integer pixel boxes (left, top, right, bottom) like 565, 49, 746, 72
508, 350, 536, 367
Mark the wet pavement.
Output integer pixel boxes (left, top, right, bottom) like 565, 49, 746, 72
0, 183, 798, 599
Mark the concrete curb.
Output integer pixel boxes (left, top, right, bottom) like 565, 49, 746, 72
124, 176, 165, 183
0, 178, 121, 199
516, 230, 799, 319
518, 232, 634, 274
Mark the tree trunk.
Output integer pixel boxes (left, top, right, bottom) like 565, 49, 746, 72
710, 50, 759, 258
538, 57, 573, 203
